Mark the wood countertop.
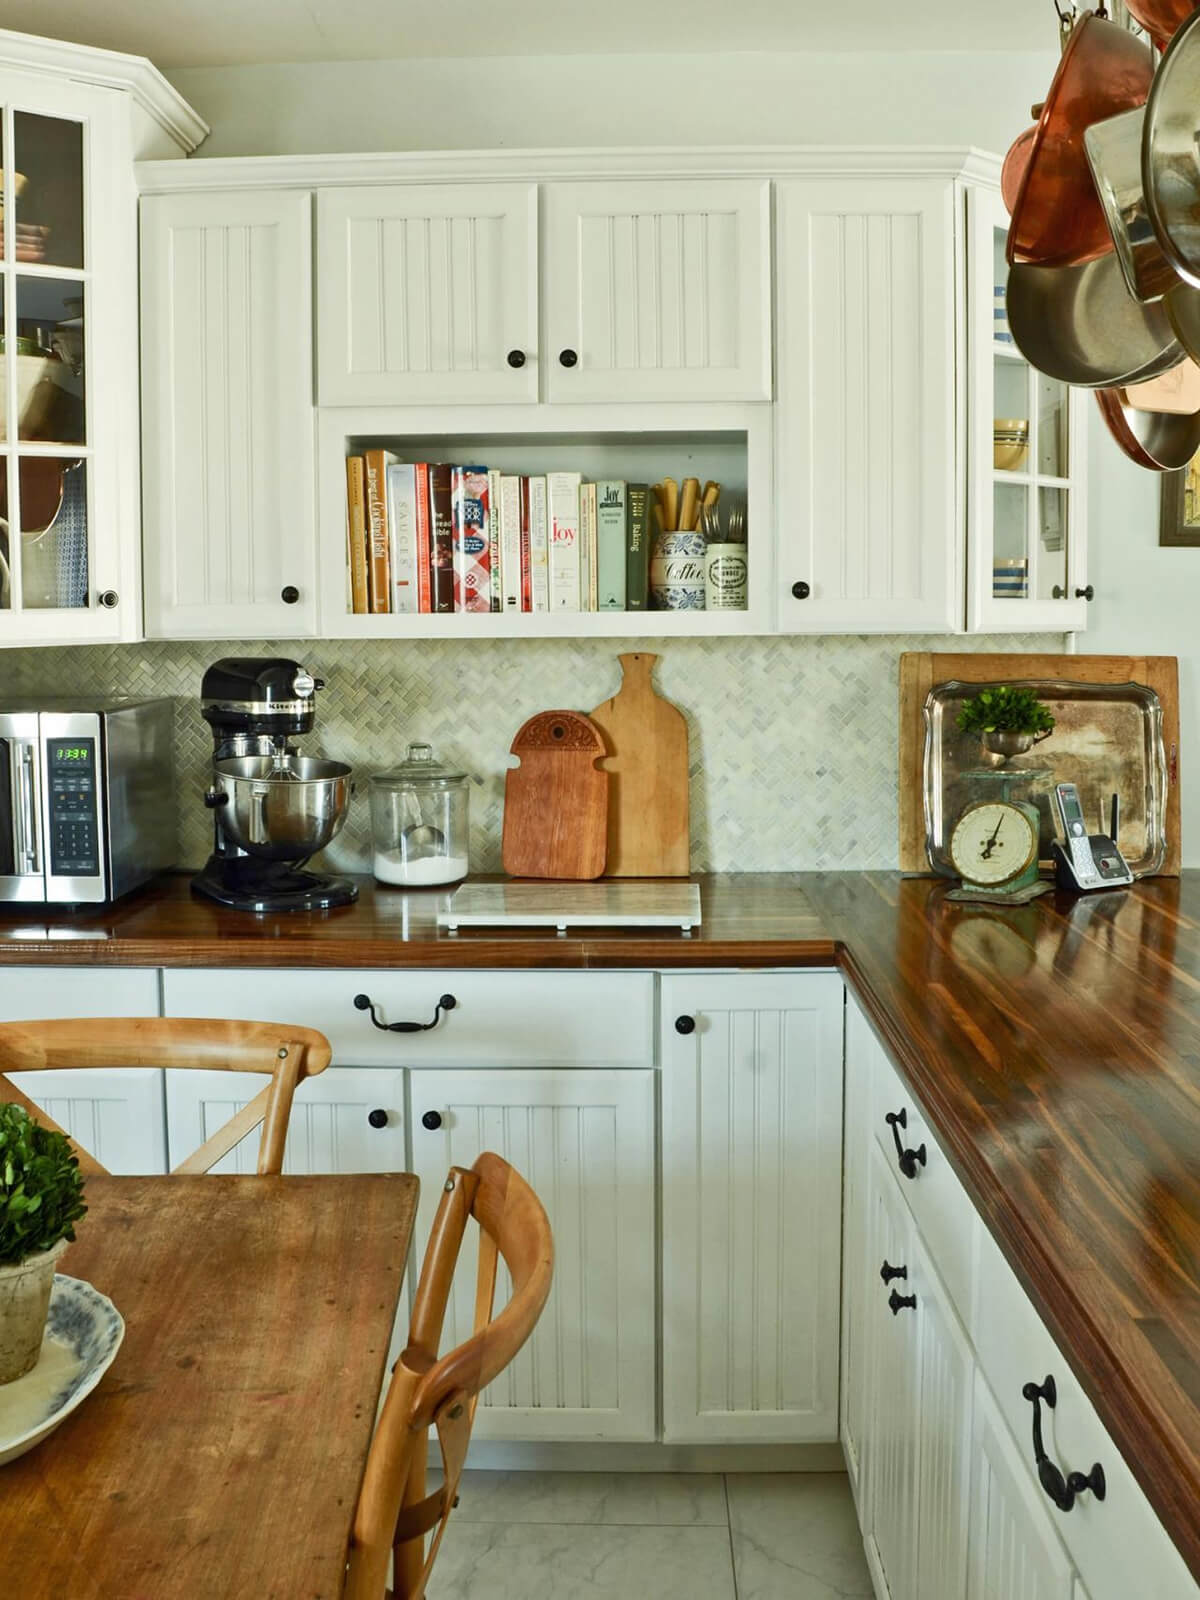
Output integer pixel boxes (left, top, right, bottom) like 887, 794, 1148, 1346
1, 869, 1199, 1578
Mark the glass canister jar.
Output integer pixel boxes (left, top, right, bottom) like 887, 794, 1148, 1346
368, 743, 469, 887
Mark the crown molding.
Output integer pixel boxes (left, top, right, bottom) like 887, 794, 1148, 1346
135, 143, 1001, 193
0, 27, 208, 152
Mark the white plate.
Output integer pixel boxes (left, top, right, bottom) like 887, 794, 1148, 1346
0, 1274, 124, 1465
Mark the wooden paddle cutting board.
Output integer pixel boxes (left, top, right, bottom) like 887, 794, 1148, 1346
590, 653, 690, 876
502, 710, 608, 880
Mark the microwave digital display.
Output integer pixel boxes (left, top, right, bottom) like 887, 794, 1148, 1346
48, 736, 99, 878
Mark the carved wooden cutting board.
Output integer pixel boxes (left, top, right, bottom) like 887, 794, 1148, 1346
590, 653, 689, 877
502, 709, 608, 880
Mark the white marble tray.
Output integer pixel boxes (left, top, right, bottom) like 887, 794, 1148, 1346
438, 881, 702, 934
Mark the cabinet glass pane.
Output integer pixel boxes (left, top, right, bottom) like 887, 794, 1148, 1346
13, 277, 84, 445
1037, 376, 1068, 477
1037, 486, 1067, 600
0, 457, 89, 609
993, 359, 1029, 474
993, 481, 1028, 599
12, 113, 83, 270
992, 227, 1013, 346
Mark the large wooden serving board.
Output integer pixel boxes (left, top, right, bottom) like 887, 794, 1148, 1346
899, 652, 1181, 875
502, 709, 608, 880
590, 653, 690, 876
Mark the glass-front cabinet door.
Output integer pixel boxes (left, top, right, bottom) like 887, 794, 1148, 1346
967, 184, 1089, 632
0, 71, 133, 643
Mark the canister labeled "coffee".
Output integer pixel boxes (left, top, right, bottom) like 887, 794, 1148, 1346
650, 532, 706, 610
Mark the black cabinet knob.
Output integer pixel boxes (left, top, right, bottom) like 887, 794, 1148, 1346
1076, 585, 1095, 601
506, 349, 526, 369
674, 1015, 696, 1035
367, 1108, 388, 1129
421, 1110, 443, 1131
880, 1261, 908, 1284
281, 585, 300, 604
98, 590, 119, 609
791, 581, 811, 600
558, 348, 579, 368
889, 1289, 917, 1315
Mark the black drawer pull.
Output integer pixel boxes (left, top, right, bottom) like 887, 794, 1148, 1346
880, 1261, 908, 1284
1022, 1376, 1106, 1512
367, 1108, 388, 1129
888, 1289, 917, 1315
353, 992, 457, 1033
885, 1108, 927, 1180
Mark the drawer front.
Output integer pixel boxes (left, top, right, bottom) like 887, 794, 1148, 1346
972, 1225, 1198, 1600
871, 1044, 977, 1329
0, 966, 159, 1021
162, 969, 654, 1067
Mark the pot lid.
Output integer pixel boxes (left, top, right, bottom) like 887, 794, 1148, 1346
370, 742, 466, 787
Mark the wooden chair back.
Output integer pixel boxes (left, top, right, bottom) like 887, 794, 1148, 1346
0, 1016, 332, 1176
346, 1151, 554, 1600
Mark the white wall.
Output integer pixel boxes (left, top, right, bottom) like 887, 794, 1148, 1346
167, 50, 1057, 157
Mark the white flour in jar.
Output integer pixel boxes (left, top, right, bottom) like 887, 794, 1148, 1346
373, 849, 468, 887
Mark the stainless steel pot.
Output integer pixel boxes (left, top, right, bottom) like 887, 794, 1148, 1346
1144, 7, 1200, 290
1084, 107, 1178, 304
211, 754, 353, 861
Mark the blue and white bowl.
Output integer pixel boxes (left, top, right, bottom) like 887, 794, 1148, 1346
0, 1276, 124, 1466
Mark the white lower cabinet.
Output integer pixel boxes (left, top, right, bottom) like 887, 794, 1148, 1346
5, 1067, 167, 1175
408, 1066, 656, 1442
660, 971, 844, 1442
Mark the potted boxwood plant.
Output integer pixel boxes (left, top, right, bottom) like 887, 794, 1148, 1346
0, 1104, 87, 1383
956, 685, 1056, 761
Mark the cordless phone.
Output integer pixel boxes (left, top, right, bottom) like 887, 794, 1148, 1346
1050, 782, 1134, 891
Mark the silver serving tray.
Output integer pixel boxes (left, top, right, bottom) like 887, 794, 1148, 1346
923, 679, 1167, 878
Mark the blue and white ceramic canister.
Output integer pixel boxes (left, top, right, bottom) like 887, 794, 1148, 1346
650, 531, 706, 610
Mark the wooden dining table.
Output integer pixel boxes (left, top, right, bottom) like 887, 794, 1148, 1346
0, 1172, 418, 1599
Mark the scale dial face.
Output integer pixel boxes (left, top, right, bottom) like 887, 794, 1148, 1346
949, 800, 1039, 888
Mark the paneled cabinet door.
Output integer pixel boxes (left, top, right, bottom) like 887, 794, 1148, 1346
967, 1371, 1075, 1600
5, 1069, 166, 1174
408, 1067, 656, 1442
863, 1139, 921, 1599
140, 189, 317, 638
316, 184, 538, 405
542, 179, 771, 402
163, 1067, 407, 1174
842, 995, 880, 1502
660, 972, 844, 1442
912, 1232, 973, 1600
775, 178, 958, 633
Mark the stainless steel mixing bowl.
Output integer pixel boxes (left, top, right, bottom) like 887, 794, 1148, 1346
211, 754, 353, 861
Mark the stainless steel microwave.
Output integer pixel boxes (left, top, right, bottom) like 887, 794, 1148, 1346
0, 698, 175, 904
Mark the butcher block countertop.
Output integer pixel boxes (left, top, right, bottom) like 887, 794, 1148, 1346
1, 870, 1199, 1580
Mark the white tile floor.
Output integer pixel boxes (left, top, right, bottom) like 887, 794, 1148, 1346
431, 1470, 874, 1599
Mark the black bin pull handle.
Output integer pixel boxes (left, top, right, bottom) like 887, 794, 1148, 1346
885, 1107, 927, 1180
353, 992, 457, 1033
1022, 1375, 1106, 1513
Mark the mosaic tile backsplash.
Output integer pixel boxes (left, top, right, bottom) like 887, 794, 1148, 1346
0, 633, 1061, 874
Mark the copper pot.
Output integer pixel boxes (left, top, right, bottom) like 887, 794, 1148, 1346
1123, 0, 1198, 50
1001, 126, 1037, 215
1095, 384, 1200, 470
1008, 12, 1155, 267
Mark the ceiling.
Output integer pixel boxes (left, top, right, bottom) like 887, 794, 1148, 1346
0, 0, 1060, 69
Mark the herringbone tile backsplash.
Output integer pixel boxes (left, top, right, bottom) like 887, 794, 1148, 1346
0, 633, 1060, 873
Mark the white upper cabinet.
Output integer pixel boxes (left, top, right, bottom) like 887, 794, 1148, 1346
542, 179, 772, 403
140, 189, 317, 638
775, 176, 959, 633
316, 183, 538, 406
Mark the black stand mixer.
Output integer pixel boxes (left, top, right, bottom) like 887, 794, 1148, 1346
192, 657, 358, 913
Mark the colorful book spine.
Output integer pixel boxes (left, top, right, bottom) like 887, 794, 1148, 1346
596, 480, 627, 611
499, 475, 523, 612
579, 481, 598, 612
528, 475, 550, 612
414, 464, 432, 614
428, 464, 455, 614
386, 463, 419, 614
345, 455, 369, 615
451, 465, 491, 613
626, 483, 651, 611
520, 477, 533, 612
487, 469, 503, 612
547, 471, 582, 611
362, 448, 394, 614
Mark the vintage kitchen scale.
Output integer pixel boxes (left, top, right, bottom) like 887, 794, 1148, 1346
945, 767, 1054, 905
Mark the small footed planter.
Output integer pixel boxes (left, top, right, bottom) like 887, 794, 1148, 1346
0, 1240, 69, 1383
980, 727, 1053, 760
956, 686, 1056, 767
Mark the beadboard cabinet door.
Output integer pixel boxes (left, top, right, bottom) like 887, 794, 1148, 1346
775, 177, 959, 633
659, 971, 843, 1442
164, 1067, 407, 1175
140, 189, 317, 638
5, 1069, 167, 1174
317, 184, 538, 405
408, 1067, 656, 1442
542, 179, 771, 402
